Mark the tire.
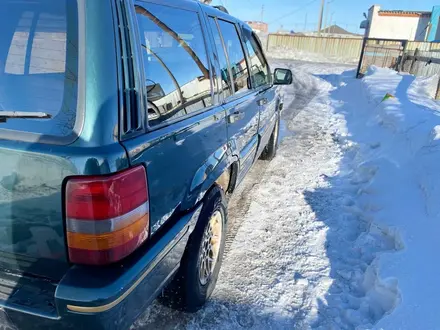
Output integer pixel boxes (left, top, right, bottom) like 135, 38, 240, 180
160, 186, 227, 312
260, 114, 280, 161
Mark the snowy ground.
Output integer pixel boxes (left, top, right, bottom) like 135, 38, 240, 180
134, 60, 440, 329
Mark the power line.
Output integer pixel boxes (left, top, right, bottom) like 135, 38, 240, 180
268, 0, 320, 24
324, 0, 336, 30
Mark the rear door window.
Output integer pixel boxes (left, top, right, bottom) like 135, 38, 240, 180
0, 0, 79, 138
135, 3, 213, 127
216, 20, 250, 97
208, 17, 233, 99
242, 29, 270, 88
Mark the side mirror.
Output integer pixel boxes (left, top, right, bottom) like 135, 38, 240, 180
273, 68, 293, 85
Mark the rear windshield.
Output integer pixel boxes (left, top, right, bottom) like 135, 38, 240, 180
0, 0, 79, 138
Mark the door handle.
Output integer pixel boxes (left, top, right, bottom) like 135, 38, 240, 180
257, 98, 268, 106
228, 111, 245, 123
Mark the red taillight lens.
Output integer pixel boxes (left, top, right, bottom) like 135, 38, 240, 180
65, 166, 149, 265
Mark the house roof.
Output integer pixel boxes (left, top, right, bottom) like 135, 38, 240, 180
378, 10, 431, 17
320, 25, 355, 35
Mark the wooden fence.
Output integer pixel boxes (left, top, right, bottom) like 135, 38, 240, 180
400, 49, 440, 99
268, 34, 440, 66
267, 34, 363, 61
401, 49, 440, 76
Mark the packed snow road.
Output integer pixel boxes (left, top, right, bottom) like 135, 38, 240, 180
135, 60, 440, 329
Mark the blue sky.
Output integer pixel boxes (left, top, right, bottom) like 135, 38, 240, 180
211, 0, 436, 33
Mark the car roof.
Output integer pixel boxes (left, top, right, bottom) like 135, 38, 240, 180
196, 1, 245, 25
139, 0, 250, 30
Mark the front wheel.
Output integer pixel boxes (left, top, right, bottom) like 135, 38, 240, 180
160, 186, 227, 312
260, 115, 280, 161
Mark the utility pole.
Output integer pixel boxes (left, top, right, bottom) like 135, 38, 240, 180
324, 2, 329, 35
317, 0, 325, 36
324, 0, 335, 35
261, 4, 265, 22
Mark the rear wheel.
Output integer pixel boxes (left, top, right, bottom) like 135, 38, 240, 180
160, 186, 227, 312
260, 115, 280, 161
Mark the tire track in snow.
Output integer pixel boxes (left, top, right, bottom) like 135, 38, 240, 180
225, 161, 269, 257
224, 60, 319, 258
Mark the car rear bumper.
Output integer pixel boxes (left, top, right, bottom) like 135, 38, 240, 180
0, 206, 201, 330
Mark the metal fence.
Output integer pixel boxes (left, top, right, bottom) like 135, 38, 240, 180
356, 39, 406, 76
267, 34, 363, 61
356, 38, 440, 99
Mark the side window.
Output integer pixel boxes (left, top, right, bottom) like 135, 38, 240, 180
135, 4, 212, 127
216, 20, 250, 96
208, 17, 233, 99
243, 29, 270, 88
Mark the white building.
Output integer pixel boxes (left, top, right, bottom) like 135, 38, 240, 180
362, 5, 434, 41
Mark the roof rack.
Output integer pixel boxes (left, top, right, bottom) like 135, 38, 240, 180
213, 5, 229, 14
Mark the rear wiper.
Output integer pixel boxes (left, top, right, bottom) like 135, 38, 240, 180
0, 111, 51, 123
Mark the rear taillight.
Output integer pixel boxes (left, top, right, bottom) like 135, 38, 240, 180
65, 166, 149, 265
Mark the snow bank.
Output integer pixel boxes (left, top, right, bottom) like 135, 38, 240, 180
331, 66, 440, 329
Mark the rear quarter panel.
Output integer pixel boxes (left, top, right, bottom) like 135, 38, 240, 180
123, 107, 229, 235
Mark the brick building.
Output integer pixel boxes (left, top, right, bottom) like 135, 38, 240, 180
246, 21, 269, 34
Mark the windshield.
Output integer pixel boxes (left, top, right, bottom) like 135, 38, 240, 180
0, 0, 79, 138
